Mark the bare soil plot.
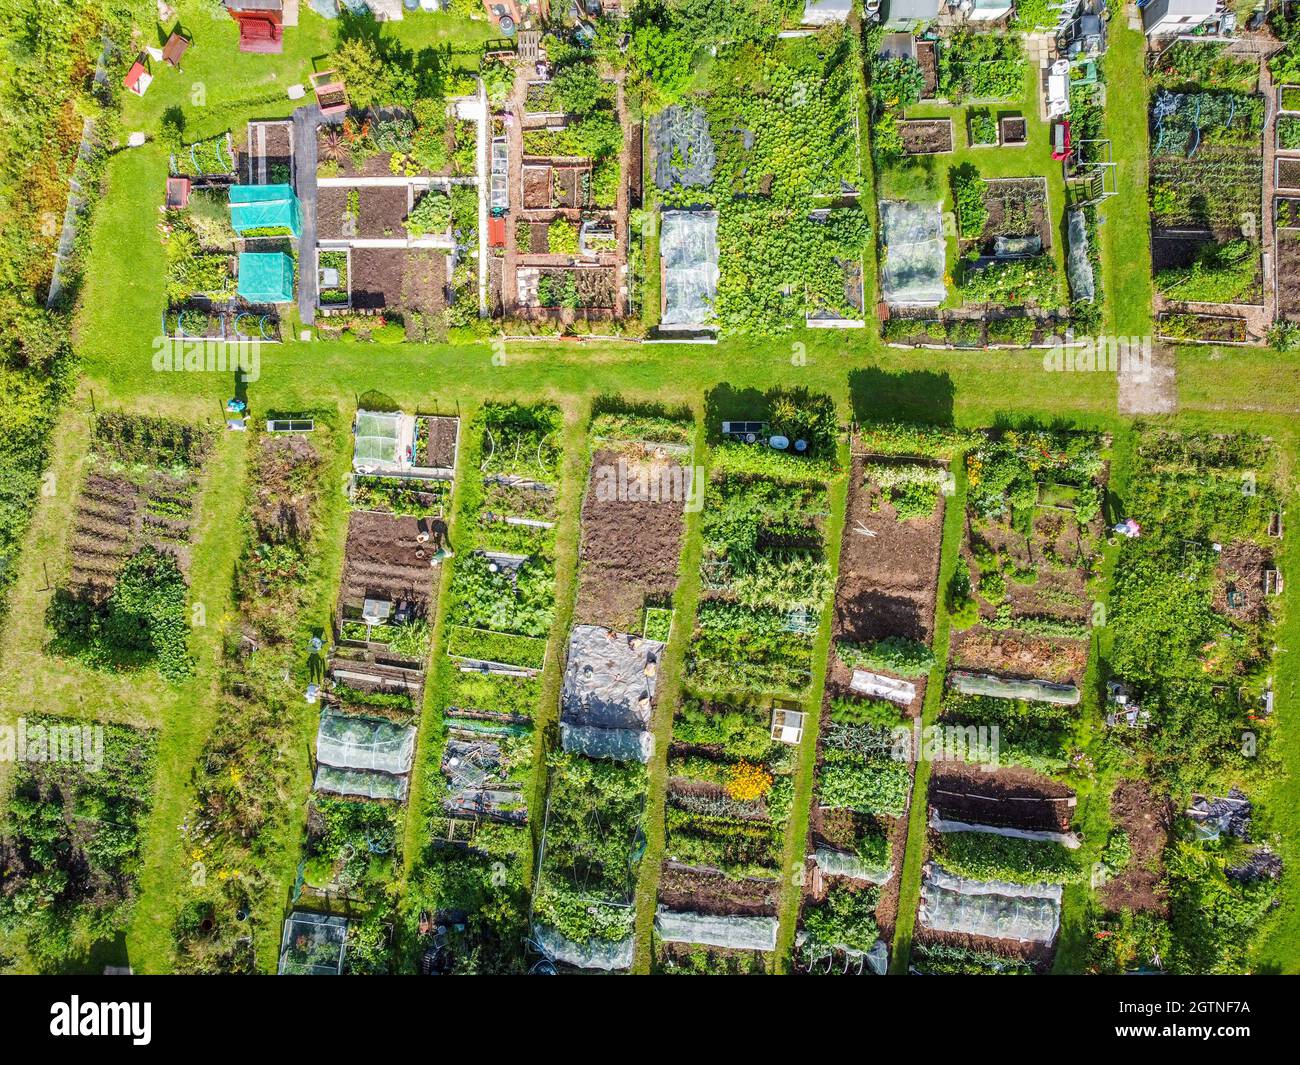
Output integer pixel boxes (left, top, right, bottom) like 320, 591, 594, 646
899, 119, 952, 156
350, 247, 408, 310
400, 249, 448, 318
317, 185, 410, 240
67, 469, 201, 599
1098, 778, 1170, 916
835, 454, 946, 647
1211, 539, 1272, 624
573, 446, 689, 631
658, 863, 780, 917
928, 761, 1074, 832
917, 40, 938, 98
419, 415, 459, 470
1277, 226, 1300, 318
338, 510, 439, 614
976, 177, 1051, 256
949, 627, 1088, 685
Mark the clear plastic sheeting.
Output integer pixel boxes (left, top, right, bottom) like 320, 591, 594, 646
660, 211, 719, 329
533, 924, 634, 971
919, 863, 1062, 944
880, 200, 947, 307
560, 722, 654, 763
278, 911, 349, 975
651, 106, 716, 190
353, 409, 407, 469
559, 625, 663, 763
1067, 209, 1096, 303
655, 907, 780, 951
812, 845, 894, 884
929, 810, 1081, 849
950, 671, 1081, 706
314, 764, 410, 801
850, 669, 916, 705
316, 707, 416, 776
993, 234, 1043, 258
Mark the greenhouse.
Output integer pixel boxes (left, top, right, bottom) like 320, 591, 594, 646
352, 409, 414, 472
659, 210, 719, 329
918, 864, 1062, 944
237, 252, 295, 304
278, 911, 349, 975
229, 183, 302, 237
655, 908, 780, 952
559, 625, 664, 764
879, 200, 946, 307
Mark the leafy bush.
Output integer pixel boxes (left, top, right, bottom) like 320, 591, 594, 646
406, 189, 451, 237
951, 164, 988, 237
803, 885, 880, 951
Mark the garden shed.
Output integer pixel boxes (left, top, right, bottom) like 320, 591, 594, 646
237, 251, 295, 303
229, 183, 302, 237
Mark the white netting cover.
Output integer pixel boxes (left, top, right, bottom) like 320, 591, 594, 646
812, 846, 893, 884
950, 671, 1080, 705
316, 708, 416, 775
660, 211, 719, 328
929, 810, 1081, 849
560, 722, 654, 763
353, 410, 404, 467
849, 669, 916, 705
655, 907, 779, 951
919, 864, 1062, 944
278, 911, 349, 975
533, 924, 634, 971
880, 200, 947, 306
1067, 208, 1096, 303
314, 764, 410, 801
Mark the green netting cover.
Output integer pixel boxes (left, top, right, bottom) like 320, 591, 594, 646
237, 252, 295, 303
655, 907, 779, 951
533, 924, 634, 971
950, 671, 1080, 706
812, 846, 893, 885
314, 764, 409, 801
316, 707, 415, 775
278, 911, 348, 975
353, 410, 405, 468
919, 863, 1062, 944
230, 183, 302, 236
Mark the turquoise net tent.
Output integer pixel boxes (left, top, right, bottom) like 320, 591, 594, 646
229, 183, 302, 236
238, 252, 295, 303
